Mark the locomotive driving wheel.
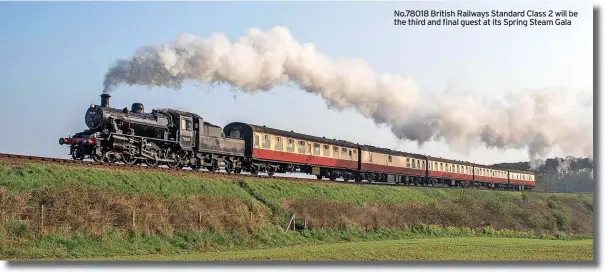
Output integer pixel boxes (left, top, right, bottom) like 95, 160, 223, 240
145, 157, 160, 167
166, 150, 181, 169
144, 143, 161, 167
121, 152, 138, 165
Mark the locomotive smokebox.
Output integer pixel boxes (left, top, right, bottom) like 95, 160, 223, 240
131, 103, 144, 113
100, 94, 111, 107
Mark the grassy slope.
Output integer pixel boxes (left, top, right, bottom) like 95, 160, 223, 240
242, 176, 592, 206
0, 163, 251, 200
104, 237, 593, 261
0, 162, 595, 260
1, 162, 590, 205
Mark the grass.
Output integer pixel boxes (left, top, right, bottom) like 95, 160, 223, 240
2, 226, 592, 260
242, 176, 592, 206
0, 163, 252, 200
0, 161, 595, 260
102, 237, 593, 261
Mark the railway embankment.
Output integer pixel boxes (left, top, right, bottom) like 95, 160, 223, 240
0, 160, 593, 259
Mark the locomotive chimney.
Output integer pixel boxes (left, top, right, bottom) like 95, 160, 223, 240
100, 94, 111, 107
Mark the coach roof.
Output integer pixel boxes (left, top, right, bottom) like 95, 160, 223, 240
426, 155, 474, 166
359, 145, 426, 159
233, 122, 358, 148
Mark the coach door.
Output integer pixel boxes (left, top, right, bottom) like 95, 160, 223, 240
179, 116, 194, 150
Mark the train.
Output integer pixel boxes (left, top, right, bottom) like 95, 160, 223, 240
59, 94, 536, 191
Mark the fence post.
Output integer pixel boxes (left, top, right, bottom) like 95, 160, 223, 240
40, 205, 45, 234
304, 217, 307, 230
285, 214, 295, 231
132, 211, 136, 230
198, 212, 202, 232
292, 214, 296, 231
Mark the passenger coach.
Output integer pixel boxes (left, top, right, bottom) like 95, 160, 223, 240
223, 122, 359, 179
426, 156, 474, 187
358, 145, 426, 184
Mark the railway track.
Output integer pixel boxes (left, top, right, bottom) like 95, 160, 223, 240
0, 152, 587, 194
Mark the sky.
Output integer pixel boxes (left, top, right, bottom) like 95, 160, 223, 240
0, 1, 594, 165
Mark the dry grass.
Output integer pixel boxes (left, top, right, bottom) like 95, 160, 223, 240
0, 184, 268, 237
283, 193, 593, 234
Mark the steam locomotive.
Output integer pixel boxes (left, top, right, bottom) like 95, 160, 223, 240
59, 94, 246, 172
60, 94, 536, 190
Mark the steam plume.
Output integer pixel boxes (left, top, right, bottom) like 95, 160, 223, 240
102, 26, 593, 166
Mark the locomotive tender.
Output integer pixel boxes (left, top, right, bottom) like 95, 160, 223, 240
60, 95, 535, 191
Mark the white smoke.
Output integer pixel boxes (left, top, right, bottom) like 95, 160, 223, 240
102, 26, 593, 166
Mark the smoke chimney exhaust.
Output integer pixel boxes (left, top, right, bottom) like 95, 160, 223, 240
100, 94, 111, 107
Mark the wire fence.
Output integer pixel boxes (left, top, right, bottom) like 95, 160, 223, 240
0, 205, 309, 237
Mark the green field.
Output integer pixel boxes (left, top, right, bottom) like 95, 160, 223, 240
104, 237, 593, 261
0, 161, 594, 260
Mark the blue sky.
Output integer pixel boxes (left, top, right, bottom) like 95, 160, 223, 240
0, 1, 593, 164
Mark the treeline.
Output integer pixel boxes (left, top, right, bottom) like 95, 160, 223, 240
492, 157, 594, 193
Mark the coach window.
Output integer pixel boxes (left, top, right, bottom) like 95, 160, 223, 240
287, 139, 295, 152
412, 160, 416, 169
422, 161, 425, 169
254, 134, 260, 147
353, 150, 357, 159
323, 145, 330, 157
333, 146, 339, 159
263, 134, 271, 149
313, 143, 320, 155
342, 148, 348, 159
369, 153, 373, 162
297, 141, 305, 154
275, 137, 283, 151
406, 158, 410, 168
388, 155, 392, 163
428, 162, 431, 170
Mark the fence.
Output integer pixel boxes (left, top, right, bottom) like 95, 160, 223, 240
0, 205, 274, 235
0, 205, 310, 236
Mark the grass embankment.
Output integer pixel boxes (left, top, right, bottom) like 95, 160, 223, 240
0, 161, 594, 260
106, 237, 593, 261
